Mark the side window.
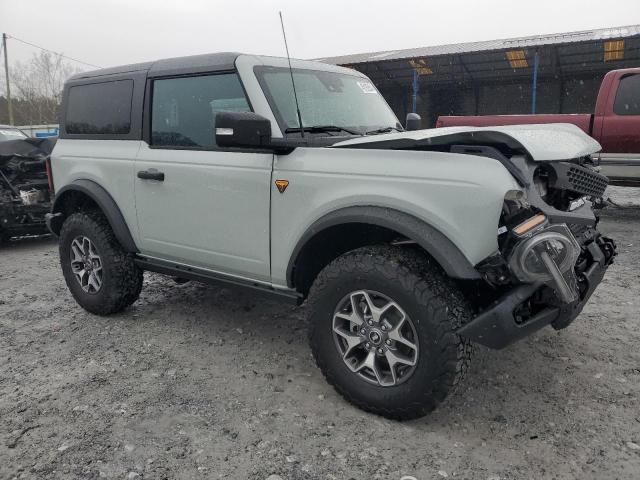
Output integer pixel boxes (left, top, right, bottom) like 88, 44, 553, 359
151, 73, 250, 148
66, 80, 133, 134
613, 74, 640, 116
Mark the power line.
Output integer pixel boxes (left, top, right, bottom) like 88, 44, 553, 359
6, 34, 102, 69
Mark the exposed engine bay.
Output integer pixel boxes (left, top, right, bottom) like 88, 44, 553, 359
0, 137, 55, 242
468, 149, 617, 342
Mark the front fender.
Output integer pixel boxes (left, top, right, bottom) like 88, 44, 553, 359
270, 147, 521, 287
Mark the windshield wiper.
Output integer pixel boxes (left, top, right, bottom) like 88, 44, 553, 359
364, 126, 403, 135
285, 125, 362, 136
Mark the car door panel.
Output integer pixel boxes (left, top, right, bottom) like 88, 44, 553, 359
135, 147, 273, 281
598, 73, 640, 181
134, 72, 273, 282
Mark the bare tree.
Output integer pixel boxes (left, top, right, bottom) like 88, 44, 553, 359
9, 51, 82, 125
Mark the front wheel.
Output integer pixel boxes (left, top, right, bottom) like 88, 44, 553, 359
307, 246, 473, 420
59, 211, 143, 315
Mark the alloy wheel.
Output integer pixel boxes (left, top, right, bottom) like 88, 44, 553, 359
332, 290, 419, 387
70, 236, 103, 294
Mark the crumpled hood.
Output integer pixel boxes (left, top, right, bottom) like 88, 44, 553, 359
332, 123, 601, 161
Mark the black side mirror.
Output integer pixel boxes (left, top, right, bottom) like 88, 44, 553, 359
405, 113, 422, 131
215, 112, 272, 148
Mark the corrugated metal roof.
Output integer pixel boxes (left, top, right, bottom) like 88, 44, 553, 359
318, 24, 640, 65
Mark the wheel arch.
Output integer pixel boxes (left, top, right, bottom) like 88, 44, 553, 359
287, 206, 480, 295
50, 179, 138, 252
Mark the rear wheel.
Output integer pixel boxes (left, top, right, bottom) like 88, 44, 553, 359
307, 245, 473, 420
59, 211, 143, 315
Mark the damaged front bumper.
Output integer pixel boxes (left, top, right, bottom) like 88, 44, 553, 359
458, 229, 616, 349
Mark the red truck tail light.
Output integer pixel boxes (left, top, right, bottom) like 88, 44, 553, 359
45, 157, 54, 195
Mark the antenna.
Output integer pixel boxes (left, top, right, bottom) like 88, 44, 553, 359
278, 11, 305, 138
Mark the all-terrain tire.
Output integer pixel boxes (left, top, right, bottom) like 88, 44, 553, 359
307, 245, 473, 420
59, 211, 143, 315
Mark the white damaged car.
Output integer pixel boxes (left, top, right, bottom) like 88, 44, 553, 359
47, 53, 616, 419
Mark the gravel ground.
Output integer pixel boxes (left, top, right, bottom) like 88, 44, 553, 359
1, 188, 639, 480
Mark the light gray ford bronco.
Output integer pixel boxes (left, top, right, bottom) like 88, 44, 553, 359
47, 53, 616, 419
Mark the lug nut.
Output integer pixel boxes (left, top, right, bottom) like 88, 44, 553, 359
365, 342, 371, 349
385, 339, 391, 346
360, 328, 366, 334
377, 348, 384, 354
381, 325, 387, 331
367, 320, 373, 326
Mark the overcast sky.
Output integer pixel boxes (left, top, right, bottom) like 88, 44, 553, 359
2, 0, 640, 71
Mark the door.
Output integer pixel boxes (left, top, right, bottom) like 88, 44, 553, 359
135, 72, 273, 282
598, 73, 640, 181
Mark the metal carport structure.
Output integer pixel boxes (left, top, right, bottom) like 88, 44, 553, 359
319, 25, 640, 127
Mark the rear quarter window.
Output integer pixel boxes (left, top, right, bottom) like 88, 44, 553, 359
613, 74, 640, 116
65, 80, 134, 134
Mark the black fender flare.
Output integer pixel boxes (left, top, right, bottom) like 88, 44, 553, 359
286, 206, 480, 287
50, 179, 138, 252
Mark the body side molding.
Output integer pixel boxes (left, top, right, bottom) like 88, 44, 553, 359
135, 256, 301, 304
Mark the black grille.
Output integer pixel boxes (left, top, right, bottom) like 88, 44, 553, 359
547, 162, 609, 198
566, 165, 609, 197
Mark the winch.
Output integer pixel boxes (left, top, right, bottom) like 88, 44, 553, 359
507, 217, 581, 303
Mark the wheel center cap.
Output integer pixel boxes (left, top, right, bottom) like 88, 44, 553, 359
368, 330, 382, 345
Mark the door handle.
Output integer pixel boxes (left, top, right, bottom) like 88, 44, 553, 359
137, 169, 165, 181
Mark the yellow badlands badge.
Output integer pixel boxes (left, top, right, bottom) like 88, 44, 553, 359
275, 179, 289, 193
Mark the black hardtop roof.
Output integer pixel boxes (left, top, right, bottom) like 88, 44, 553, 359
68, 52, 242, 81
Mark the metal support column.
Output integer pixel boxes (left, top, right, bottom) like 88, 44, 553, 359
531, 50, 539, 114
411, 69, 419, 113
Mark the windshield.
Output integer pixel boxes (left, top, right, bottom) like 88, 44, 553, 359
255, 66, 401, 135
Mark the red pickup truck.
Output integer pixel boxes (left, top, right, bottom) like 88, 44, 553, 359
437, 68, 640, 186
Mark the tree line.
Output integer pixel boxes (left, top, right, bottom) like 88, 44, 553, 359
0, 50, 82, 126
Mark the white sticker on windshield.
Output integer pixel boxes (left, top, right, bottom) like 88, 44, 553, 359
357, 81, 377, 94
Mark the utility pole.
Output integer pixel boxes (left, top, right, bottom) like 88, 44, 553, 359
2, 33, 14, 125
